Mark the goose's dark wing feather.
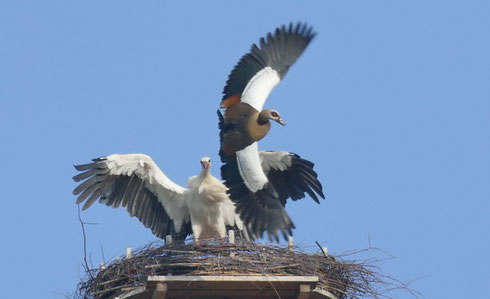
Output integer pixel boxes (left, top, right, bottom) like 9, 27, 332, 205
218, 111, 324, 241
218, 110, 291, 241
219, 148, 293, 242
221, 22, 316, 111
260, 151, 325, 206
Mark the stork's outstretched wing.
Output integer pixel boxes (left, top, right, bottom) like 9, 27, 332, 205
73, 154, 192, 239
221, 196, 253, 241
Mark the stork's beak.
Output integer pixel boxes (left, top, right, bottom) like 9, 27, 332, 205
202, 161, 210, 170
276, 118, 286, 126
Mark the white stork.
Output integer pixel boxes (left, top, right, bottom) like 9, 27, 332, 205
73, 154, 248, 241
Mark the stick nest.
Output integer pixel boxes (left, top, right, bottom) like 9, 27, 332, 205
77, 240, 414, 299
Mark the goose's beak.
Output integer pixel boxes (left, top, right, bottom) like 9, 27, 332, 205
276, 118, 286, 126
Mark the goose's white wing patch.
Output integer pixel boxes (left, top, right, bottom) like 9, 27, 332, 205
240, 67, 281, 112
236, 142, 268, 192
259, 151, 292, 172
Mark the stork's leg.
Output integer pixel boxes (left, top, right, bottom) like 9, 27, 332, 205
217, 221, 226, 239
192, 223, 201, 244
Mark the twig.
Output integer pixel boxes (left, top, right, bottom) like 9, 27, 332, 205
77, 205, 94, 280
315, 240, 328, 257
101, 245, 106, 265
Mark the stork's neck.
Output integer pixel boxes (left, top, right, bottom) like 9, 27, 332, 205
200, 169, 211, 178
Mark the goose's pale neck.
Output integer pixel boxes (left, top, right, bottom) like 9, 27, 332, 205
257, 112, 271, 126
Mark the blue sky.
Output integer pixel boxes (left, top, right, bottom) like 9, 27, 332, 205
1, 1, 489, 298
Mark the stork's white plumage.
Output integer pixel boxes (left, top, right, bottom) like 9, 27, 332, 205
73, 154, 248, 241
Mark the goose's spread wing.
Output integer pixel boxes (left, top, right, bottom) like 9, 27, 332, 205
260, 151, 325, 205
220, 145, 293, 242
220, 22, 316, 112
218, 110, 289, 241
73, 154, 192, 239
218, 110, 288, 240
218, 111, 324, 241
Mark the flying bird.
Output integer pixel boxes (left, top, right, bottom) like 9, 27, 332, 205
73, 154, 248, 241
218, 22, 325, 241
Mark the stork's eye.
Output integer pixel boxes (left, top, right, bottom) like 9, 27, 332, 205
271, 111, 278, 117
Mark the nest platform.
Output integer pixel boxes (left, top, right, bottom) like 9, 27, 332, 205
77, 239, 396, 299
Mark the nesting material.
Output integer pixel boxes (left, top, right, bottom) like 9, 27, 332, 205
76, 240, 410, 299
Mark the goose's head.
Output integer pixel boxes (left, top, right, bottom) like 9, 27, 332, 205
259, 109, 285, 126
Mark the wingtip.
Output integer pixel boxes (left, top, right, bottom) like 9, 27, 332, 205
73, 162, 96, 171
73, 164, 85, 171
73, 187, 82, 196
290, 21, 317, 39
221, 21, 316, 101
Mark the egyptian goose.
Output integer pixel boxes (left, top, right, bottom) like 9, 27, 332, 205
73, 154, 248, 241
218, 22, 325, 241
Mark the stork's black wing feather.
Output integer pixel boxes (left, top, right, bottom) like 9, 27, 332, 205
73, 159, 192, 240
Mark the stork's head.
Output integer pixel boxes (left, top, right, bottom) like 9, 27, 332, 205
200, 157, 211, 171
260, 109, 286, 126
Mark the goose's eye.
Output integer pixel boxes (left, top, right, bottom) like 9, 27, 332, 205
271, 112, 278, 117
